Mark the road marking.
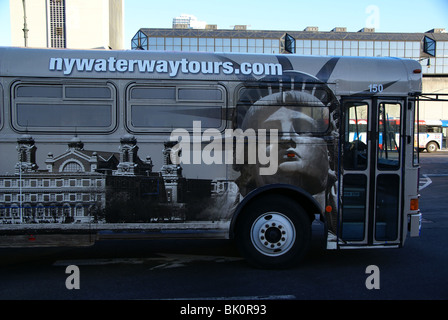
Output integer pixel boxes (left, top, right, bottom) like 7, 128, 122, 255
420, 173, 448, 190
419, 174, 432, 190
54, 258, 148, 266
53, 254, 244, 269
147, 254, 243, 270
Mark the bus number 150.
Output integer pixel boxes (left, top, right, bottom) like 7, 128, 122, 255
369, 83, 384, 93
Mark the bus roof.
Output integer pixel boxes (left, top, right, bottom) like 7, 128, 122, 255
0, 46, 422, 97
420, 120, 448, 127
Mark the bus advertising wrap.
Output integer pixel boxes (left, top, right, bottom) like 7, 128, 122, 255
0, 47, 422, 268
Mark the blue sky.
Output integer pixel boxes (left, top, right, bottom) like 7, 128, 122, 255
1, 0, 447, 49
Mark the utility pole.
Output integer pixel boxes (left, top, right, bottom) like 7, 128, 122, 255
22, 0, 28, 47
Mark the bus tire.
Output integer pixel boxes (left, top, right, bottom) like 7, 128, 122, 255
426, 141, 438, 153
235, 194, 311, 269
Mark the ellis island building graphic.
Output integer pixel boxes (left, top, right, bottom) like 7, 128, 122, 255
0, 134, 229, 224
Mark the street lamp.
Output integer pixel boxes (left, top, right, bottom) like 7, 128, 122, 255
22, 0, 28, 47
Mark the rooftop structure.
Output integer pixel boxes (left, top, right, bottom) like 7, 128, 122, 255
132, 27, 448, 75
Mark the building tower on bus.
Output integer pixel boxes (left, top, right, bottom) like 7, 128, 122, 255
15, 134, 38, 174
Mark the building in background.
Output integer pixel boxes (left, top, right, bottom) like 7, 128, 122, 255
10, 0, 124, 49
172, 14, 207, 30
132, 25, 448, 75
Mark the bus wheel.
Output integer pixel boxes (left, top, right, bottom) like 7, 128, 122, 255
235, 195, 311, 269
426, 142, 438, 153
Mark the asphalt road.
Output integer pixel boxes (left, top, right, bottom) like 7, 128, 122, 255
0, 152, 447, 306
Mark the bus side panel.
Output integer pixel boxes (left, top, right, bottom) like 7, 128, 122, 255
0, 49, 420, 251
0, 77, 235, 242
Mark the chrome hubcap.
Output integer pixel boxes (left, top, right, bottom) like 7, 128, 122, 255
251, 212, 296, 257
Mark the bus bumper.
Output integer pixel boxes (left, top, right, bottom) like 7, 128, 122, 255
409, 212, 422, 237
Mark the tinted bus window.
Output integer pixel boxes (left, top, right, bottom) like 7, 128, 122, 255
127, 84, 225, 132
131, 105, 221, 128
131, 87, 176, 100
65, 86, 111, 99
12, 82, 116, 132
17, 85, 63, 98
178, 88, 223, 101
17, 104, 112, 127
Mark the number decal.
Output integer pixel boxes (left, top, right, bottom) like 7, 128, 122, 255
369, 84, 384, 93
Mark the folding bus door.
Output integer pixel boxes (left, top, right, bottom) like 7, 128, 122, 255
339, 98, 404, 247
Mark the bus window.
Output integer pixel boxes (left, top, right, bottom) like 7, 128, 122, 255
65, 86, 112, 99
131, 87, 176, 100
178, 88, 223, 101
17, 104, 112, 128
343, 102, 368, 170
426, 126, 442, 133
341, 174, 367, 240
131, 105, 222, 128
127, 84, 225, 132
378, 102, 401, 170
375, 174, 399, 241
12, 82, 116, 132
16, 85, 62, 98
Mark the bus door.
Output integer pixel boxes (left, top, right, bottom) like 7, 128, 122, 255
340, 98, 403, 247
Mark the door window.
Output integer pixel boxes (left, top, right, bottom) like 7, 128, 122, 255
343, 102, 368, 170
378, 103, 401, 170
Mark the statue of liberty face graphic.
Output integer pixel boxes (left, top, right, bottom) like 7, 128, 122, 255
234, 70, 339, 195
231, 70, 340, 236
240, 90, 330, 196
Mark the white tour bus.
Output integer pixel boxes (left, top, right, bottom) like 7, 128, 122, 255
0, 47, 422, 268
417, 120, 443, 152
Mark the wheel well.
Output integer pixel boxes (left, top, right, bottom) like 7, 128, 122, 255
426, 141, 440, 148
229, 187, 321, 239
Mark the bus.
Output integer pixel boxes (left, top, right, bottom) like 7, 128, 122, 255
0, 47, 422, 268
417, 120, 444, 152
